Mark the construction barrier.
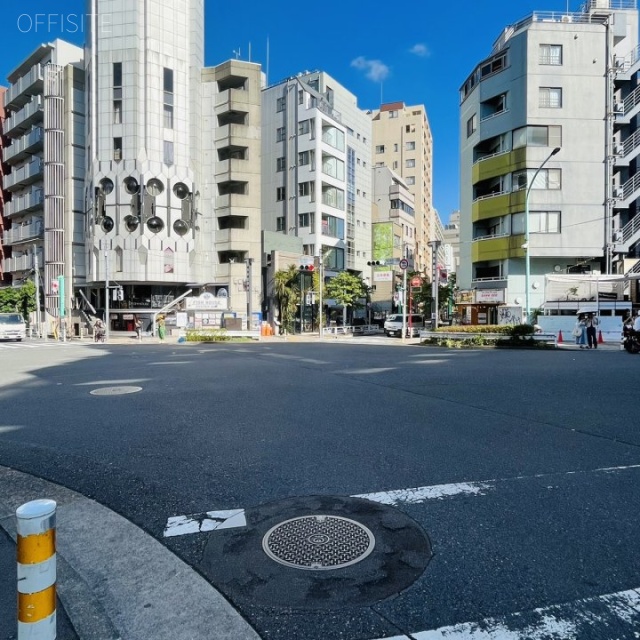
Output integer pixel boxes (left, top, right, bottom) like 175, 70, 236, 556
16, 499, 57, 640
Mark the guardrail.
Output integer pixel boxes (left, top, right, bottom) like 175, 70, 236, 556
322, 325, 381, 336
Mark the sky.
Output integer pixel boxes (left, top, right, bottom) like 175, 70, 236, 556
1, 0, 579, 224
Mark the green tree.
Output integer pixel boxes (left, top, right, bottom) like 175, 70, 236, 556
324, 271, 367, 324
0, 281, 36, 321
272, 265, 300, 334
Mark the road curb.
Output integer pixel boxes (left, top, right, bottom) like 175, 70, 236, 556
0, 466, 261, 640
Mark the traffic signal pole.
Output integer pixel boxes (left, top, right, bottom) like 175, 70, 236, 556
105, 249, 110, 341
401, 265, 407, 344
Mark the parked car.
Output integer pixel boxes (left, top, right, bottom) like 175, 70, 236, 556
384, 314, 424, 337
0, 313, 26, 341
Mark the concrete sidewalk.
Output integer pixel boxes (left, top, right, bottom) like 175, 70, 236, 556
0, 466, 261, 640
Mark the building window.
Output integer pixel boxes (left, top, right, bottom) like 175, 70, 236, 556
321, 214, 345, 239
389, 110, 398, 118
531, 211, 561, 233
276, 157, 286, 172
164, 140, 174, 166
298, 119, 311, 135
480, 93, 507, 120
276, 127, 286, 142
113, 100, 122, 124
406, 141, 416, 151
113, 62, 122, 87
375, 145, 385, 154
539, 44, 562, 65
276, 186, 286, 201
406, 159, 415, 168
298, 90, 305, 105
513, 125, 562, 149
299, 212, 314, 227
276, 217, 285, 231
298, 150, 310, 166
539, 87, 562, 108
163, 68, 174, 129
298, 181, 315, 199
513, 168, 561, 191
276, 96, 286, 112
406, 176, 415, 185
114, 137, 122, 161
467, 114, 477, 137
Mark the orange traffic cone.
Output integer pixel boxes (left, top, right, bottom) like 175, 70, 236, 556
557, 330, 563, 344
598, 330, 604, 344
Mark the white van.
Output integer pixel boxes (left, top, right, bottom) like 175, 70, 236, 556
384, 314, 424, 337
0, 313, 26, 341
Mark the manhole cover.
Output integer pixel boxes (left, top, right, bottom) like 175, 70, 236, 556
90, 386, 142, 396
262, 515, 375, 570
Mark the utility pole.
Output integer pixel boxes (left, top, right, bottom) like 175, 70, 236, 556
245, 258, 254, 330
33, 246, 41, 339
104, 249, 110, 341
429, 240, 442, 330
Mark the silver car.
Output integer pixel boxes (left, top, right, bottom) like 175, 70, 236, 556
0, 313, 26, 341
384, 314, 424, 337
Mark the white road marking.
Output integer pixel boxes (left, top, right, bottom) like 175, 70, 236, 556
372, 587, 640, 639
355, 481, 493, 505
163, 509, 246, 537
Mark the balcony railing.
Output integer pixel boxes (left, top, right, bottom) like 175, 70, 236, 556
3, 127, 44, 164
5, 64, 44, 107
4, 158, 44, 191
4, 188, 44, 218
2, 219, 44, 245
3, 251, 42, 273
4, 96, 44, 136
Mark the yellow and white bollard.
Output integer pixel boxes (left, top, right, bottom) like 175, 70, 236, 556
16, 499, 57, 639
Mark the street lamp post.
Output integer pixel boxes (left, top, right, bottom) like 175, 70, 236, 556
524, 146, 561, 324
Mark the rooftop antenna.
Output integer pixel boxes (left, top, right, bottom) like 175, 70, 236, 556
233, 48, 240, 60
266, 36, 270, 85
248, 42, 251, 62
380, 81, 383, 104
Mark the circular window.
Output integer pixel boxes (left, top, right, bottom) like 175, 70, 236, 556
101, 216, 115, 233
99, 178, 114, 195
173, 219, 189, 236
147, 216, 164, 233
173, 182, 190, 200
124, 215, 140, 232
146, 178, 164, 197
123, 177, 139, 195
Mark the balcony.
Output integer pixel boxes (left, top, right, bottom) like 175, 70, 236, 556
4, 158, 44, 192
2, 219, 44, 245
214, 158, 250, 183
3, 251, 42, 273
472, 190, 525, 222
4, 96, 44, 137
4, 188, 44, 218
215, 87, 253, 115
5, 64, 44, 110
3, 127, 44, 164
215, 123, 248, 144
472, 234, 525, 262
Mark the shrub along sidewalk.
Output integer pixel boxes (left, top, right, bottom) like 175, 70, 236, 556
419, 324, 557, 349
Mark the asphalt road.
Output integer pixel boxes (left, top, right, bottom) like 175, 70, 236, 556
1, 338, 640, 639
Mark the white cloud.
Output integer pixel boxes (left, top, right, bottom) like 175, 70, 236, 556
409, 43, 430, 57
351, 56, 390, 82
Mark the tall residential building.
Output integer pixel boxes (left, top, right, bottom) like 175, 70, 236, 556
85, 0, 262, 331
459, 0, 639, 323
0, 86, 7, 286
442, 210, 461, 275
370, 102, 435, 278
370, 166, 416, 313
261, 71, 373, 282
1, 40, 84, 326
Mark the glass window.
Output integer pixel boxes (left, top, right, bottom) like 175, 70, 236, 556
276, 157, 285, 172
164, 140, 174, 166
513, 125, 562, 149
539, 44, 562, 65
113, 62, 122, 87
276, 217, 285, 231
114, 137, 122, 161
113, 100, 122, 124
539, 87, 562, 108
375, 145, 385, 154
163, 104, 173, 129
406, 141, 416, 151
298, 120, 310, 135
531, 211, 561, 233
276, 97, 286, 112
163, 68, 174, 93
276, 187, 285, 201
406, 159, 416, 168
467, 114, 477, 137
276, 127, 286, 142
389, 110, 398, 118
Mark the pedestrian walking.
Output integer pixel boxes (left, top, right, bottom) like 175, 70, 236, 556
134, 315, 142, 341
573, 315, 587, 348
585, 313, 599, 349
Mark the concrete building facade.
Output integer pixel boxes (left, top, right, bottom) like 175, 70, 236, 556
1, 40, 85, 328
459, 0, 639, 323
370, 102, 435, 278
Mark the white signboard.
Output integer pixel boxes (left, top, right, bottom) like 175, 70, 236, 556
185, 295, 228, 311
374, 270, 393, 282
475, 289, 505, 304
176, 312, 188, 328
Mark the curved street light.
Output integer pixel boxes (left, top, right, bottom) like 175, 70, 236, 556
524, 146, 561, 324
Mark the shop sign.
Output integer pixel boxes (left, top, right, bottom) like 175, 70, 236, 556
455, 290, 474, 304
475, 289, 504, 304
374, 270, 393, 282
185, 294, 228, 311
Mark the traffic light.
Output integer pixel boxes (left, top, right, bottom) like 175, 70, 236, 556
367, 260, 384, 266
299, 264, 315, 272
117, 287, 124, 301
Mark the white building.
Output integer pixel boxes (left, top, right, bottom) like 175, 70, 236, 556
1, 40, 85, 330
459, 0, 639, 324
261, 71, 373, 278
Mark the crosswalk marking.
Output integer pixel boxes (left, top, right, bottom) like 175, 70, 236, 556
372, 587, 640, 639
0, 341, 76, 350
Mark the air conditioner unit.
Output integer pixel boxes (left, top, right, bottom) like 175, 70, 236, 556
614, 187, 624, 199
614, 102, 625, 114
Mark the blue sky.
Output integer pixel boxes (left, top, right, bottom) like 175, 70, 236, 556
2, 0, 577, 224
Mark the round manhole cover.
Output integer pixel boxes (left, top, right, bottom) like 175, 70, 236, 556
262, 515, 375, 570
90, 386, 142, 396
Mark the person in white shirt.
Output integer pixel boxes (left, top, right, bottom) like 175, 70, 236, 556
633, 312, 640, 333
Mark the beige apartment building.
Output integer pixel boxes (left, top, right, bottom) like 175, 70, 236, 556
370, 102, 435, 278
